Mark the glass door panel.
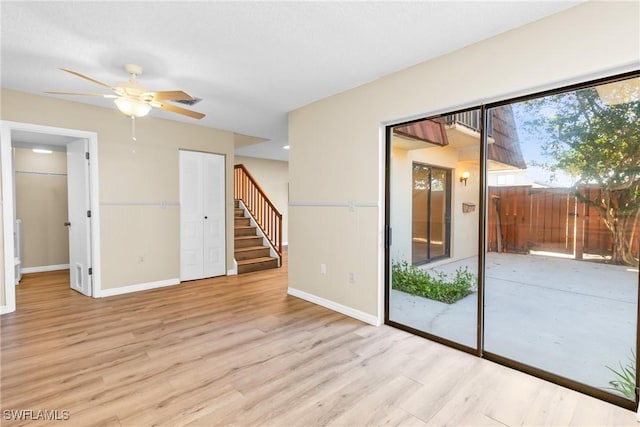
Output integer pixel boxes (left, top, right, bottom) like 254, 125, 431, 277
429, 167, 448, 259
389, 112, 480, 349
412, 164, 430, 264
484, 77, 639, 399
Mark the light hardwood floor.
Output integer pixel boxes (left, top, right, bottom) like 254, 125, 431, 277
1, 252, 636, 426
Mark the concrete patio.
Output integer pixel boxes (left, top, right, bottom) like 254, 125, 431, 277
389, 252, 638, 396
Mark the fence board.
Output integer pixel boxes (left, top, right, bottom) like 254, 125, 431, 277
488, 185, 639, 260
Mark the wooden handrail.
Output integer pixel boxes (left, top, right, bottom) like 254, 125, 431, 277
234, 164, 283, 258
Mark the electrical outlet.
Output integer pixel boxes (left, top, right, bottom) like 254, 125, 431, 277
320, 263, 326, 274
349, 272, 356, 283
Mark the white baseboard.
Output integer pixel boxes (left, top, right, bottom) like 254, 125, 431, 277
21, 264, 70, 274
1, 304, 15, 315
287, 287, 381, 326
227, 259, 238, 276
97, 278, 180, 298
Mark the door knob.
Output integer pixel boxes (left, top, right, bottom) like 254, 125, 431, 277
64, 222, 71, 227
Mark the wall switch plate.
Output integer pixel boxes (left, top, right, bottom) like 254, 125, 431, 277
320, 263, 326, 274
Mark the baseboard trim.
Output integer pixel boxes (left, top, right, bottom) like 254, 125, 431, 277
287, 287, 381, 326
227, 259, 238, 276
97, 278, 180, 298
0, 304, 15, 315
21, 264, 70, 274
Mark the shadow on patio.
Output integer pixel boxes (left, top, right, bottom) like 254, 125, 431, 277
390, 252, 637, 395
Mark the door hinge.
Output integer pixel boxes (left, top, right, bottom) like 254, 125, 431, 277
87, 210, 92, 218
88, 268, 93, 275
85, 152, 90, 160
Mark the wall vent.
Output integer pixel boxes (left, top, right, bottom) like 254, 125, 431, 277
174, 97, 202, 106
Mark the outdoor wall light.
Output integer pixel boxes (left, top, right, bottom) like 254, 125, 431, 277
460, 171, 470, 186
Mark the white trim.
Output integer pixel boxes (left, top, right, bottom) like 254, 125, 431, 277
288, 201, 379, 208
1, 121, 101, 309
287, 287, 381, 326
100, 201, 179, 207
1, 124, 16, 314
96, 278, 180, 298
21, 264, 70, 274
0, 305, 13, 315
227, 259, 238, 276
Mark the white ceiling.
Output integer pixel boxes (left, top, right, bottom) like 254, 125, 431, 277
1, 1, 581, 161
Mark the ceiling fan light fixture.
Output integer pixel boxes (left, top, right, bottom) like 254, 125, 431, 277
114, 97, 151, 117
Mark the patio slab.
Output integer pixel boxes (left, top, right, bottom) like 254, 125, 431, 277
389, 252, 637, 396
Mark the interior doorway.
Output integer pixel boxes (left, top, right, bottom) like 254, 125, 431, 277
1, 121, 101, 313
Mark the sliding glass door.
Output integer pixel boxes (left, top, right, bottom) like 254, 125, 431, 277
412, 163, 451, 264
484, 77, 639, 400
388, 111, 480, 349
385, 72, 639, 409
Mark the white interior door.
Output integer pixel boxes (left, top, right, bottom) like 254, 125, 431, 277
180, 151, 204, 281
203, 153, 226, 277
67, 138, 92, 296
180, 150, 226, 281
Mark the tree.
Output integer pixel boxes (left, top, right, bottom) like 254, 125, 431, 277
520, 78, 640, 266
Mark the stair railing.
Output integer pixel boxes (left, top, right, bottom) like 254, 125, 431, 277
234, 164, 283, 258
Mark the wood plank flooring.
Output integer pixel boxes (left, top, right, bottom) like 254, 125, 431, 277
1, 252, 636, 426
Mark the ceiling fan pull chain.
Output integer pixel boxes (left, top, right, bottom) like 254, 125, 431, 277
131, 115, 137, 141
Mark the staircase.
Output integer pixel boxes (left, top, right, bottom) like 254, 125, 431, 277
235, 200, 279, 274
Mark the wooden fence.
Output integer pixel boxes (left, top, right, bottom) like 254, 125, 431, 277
487, 185, 639, 259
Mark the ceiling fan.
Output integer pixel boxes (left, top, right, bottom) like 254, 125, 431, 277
46, 64, 205, 120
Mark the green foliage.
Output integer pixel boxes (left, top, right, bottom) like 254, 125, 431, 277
521, 85, 640, 190
391, 260, 476, 304
519, 79, 640, 265
605, 349, 637, 400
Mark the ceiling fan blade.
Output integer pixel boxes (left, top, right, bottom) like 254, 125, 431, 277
60, 68, 115, 91
148, 90, 194, 101
153, 102, 205, 119
45, 90, 117, 98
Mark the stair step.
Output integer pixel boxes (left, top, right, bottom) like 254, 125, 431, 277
234, 200, 240, 208
235, 235, 264, 248
234, 217, 251, 226
234, 208, 245, 217
235, 226, 256, 237
234, 245, 271, 261
237, 257, 279, 274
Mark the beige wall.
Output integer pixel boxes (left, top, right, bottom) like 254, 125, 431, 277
235, 155, 289, 244
1, 89, 235, 290
14, 147, 69, 268
288, 1, 640, 320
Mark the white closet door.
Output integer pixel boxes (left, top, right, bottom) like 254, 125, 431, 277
180, 151, 204, 281
180, 150, 226, 281
202, 153, 226, 277
67, 138, 92, 296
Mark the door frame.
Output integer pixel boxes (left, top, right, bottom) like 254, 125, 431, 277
1, 121, 101, 314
